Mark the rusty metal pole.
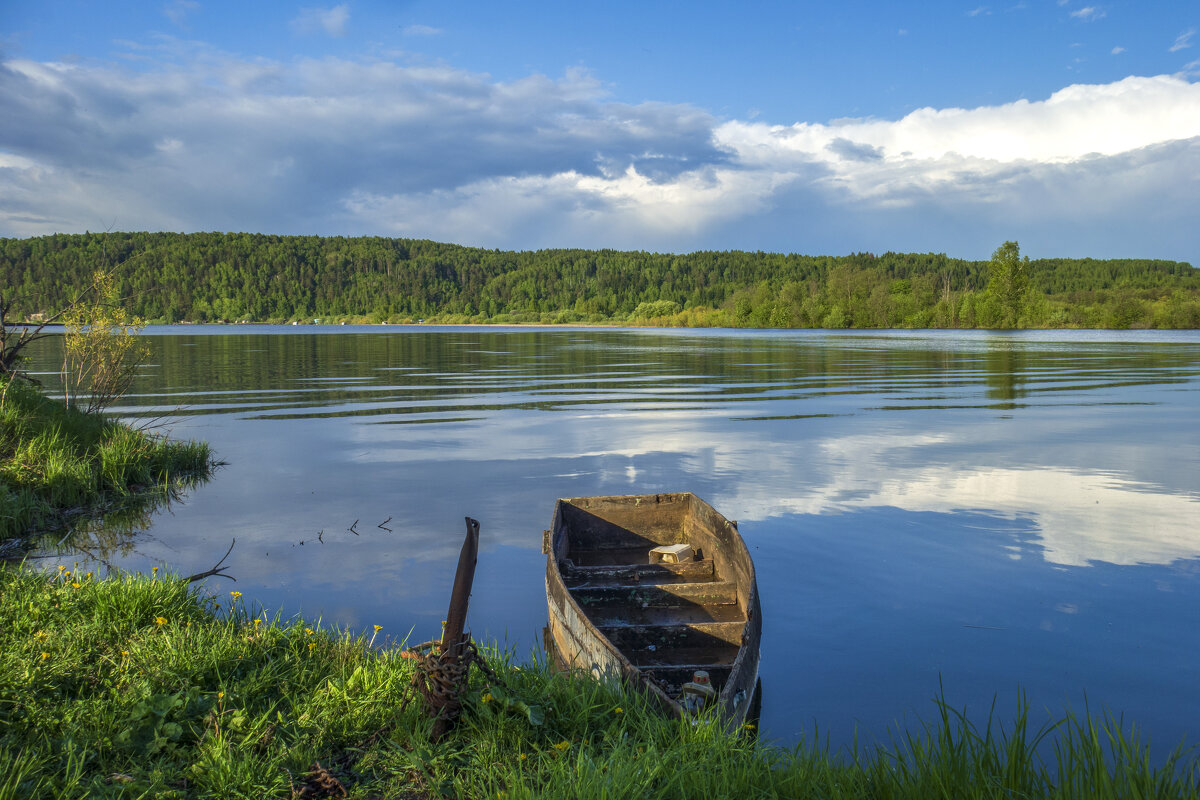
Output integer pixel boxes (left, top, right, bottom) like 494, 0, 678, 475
431, 516, 480, 742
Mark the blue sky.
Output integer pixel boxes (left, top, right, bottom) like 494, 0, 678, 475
2, 1, 1198, 261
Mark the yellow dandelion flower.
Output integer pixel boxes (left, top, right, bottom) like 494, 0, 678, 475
71, 582, 81, 589
34, 630, 47, 639
218, 691, 225, 699
552, 741, 570, 751
40, 652, 50, 660
155, 616, 167, 626
253, 618, 262, 626
308, 642, 316, 650
304, 627, 314, 636
121, 650, 129, 656
373, 624, 382, 632
57, 565, 65, 572
519, 753, 527, 761
230, 591, 242, 599
481, 692, 493, 704
613, 706, 623, 714
63, 571, 70, 578
152, 566, 158, 573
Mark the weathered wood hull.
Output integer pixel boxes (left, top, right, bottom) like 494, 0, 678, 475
545, 493, 761, 728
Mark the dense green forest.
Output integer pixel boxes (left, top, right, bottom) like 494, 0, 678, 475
3, 232, 1198, 329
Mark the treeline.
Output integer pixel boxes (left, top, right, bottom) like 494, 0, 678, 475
2, 232, 1198, 328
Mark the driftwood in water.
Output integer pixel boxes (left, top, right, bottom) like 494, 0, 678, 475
185, 539, 237, 583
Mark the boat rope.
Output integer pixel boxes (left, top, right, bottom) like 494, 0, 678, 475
400, 635, 503, 723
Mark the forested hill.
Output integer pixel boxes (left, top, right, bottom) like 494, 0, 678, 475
3, 232, 1198, 329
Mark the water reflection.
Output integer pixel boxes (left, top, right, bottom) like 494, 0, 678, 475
727, 449, 1200, 567
39, 329, 1189, 423
15, 479, 210, 566
23, 326, 1200, 569
982, 344, 1022, 405
18, 326, 1200, 753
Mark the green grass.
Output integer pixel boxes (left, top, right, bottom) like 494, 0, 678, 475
1, 565, 1197, 799
0, 376, 212, 541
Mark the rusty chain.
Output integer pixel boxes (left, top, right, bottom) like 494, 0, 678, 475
400, 635, 504, 723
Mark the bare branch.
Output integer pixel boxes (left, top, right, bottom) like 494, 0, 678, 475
184, 539, 237, 584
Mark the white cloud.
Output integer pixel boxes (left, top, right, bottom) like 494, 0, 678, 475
1111, 46, 1125, 55
967, 6, 990, 17
344, 163, 786, 245
713, 75, 1200, 206
164, 0, 200, 27
1171, 28, 1195, 53
403, 24, 442, 37
291, 4, 349, 38
778, 78, 1187, 182
1069, 6, 1105, 21
0, 49, 1197, 258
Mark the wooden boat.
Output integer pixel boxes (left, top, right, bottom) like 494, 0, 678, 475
544, 493, 761, 727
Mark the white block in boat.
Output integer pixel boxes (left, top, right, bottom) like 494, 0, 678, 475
649, 543, 694, 564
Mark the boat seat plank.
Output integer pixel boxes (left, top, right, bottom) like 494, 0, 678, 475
567, 546, 706, 567
582, 601, 745, 628
567, 536, 681, 552
570, 581, 738, 607
627, 644, 741, 668
563, 559, 716, 586
598, 620, 747, 652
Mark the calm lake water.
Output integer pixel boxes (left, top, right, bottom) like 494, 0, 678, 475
22, 326, 1200, 756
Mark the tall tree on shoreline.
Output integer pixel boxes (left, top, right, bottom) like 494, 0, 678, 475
985, 240, 1031, 328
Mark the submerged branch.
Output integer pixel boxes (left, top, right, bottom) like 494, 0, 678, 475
185, 538, 237, 583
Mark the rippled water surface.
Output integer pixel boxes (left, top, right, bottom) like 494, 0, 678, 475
23, 326, 1200, 753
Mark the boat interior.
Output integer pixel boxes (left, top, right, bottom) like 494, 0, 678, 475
555, 495, 750, 697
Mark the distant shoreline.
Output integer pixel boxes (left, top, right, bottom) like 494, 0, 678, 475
7, 232, 1198, 331
14, 322, 1200, 345
18, 320, 1200, 331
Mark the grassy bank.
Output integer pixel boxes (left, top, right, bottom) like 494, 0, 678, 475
1, 566, 1196, 799
0, 377, 212, 542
